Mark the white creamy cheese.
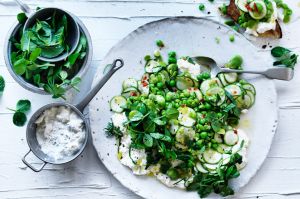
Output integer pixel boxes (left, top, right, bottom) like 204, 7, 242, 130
233, 129, 250, 170
156, 173, 186, 189
35, 106, 86, 161
112, 113, 148, 175
177, 58, 201, 78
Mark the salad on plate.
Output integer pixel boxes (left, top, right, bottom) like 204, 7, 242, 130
105, 44, 256, 198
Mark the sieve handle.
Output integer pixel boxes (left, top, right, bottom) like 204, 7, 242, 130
76, 59, 124, 111
22, 150, 47, 172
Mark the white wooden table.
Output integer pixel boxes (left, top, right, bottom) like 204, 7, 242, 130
0, 0, 299, 198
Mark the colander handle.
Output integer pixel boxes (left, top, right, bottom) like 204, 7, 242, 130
22, 150, 47, 172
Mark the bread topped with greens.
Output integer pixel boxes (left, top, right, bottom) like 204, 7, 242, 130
221, 0, 292, 38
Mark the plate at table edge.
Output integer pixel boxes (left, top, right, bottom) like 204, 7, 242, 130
88, 17, 278, 199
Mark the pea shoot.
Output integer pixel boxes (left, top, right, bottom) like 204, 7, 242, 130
199, 3, 205, 11
8, 99, 31, 127
0, 75, 5, 92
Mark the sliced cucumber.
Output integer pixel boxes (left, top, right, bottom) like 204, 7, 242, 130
246, 90, 255, 105
110, 96, 127, 113
145, 60, 162, 73
160, 70, 170, 82
169, 119, 179, 135
224, 73, 238, 84
187, 88, 203, 101
138, 80, 149, 96
178, 107, 197, 127
225, 84, 243, 97
122, 78, 137, 90
203, 163, 219, 171
176, 76, 194, 90
249, 1, 267, 20
203, 149, 222, 164
196, 162, 208, 173
176, 126, 196, 145
242, 83, 256, 95
200, 78, 222, 94
122, 89, 140, 98
236, 94, 252, 109
216, 144, 232, 154
222, 154, 231, 165
206, 87, 226, 106
214, 133, 223, 143
235, 0, 251, 12
218, 73, 228, 87
224, 130, 239, 146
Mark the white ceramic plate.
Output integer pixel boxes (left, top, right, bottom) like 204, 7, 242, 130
89, 17, 278, 199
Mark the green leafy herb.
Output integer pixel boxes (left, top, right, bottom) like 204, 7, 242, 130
9, 99, 31, 127
165, 108, 179, 119
16, 100, 31, 112
156, 40, 164, 48
187, 153, 242, 198
11, 12, 87, 99
0, 75, 5, 92
105, 122, 123, 137
199, 3, 205, 11
271, 46, 298, 68
17, 13, 27, 24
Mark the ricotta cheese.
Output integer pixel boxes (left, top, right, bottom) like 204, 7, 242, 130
35, 106, 86, 161
177, 58, 201, 78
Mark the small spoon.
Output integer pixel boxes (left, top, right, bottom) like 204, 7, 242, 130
14, 0, 80, 63
192, 56, 294, 81
23, 59, 124, 172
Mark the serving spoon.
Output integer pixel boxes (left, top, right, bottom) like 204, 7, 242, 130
14, 0, 80, 62
192, 56, 294, 81
22, 59, 124, 172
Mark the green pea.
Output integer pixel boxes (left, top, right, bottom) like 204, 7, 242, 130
212, 143, 218, 150
175, 99, 180, 103
204, 124, 211, 130
167, 168, 179, 180
229, 35, 235, 42
183, 91, 190, 98
168, 51, 176, 58
169, 79, 176, 87
204, 103, 211, 110
199, 104, 205, 110
199, 118, 206, 125
180, 93, 185, 99
198, 3, 205, 11
174, 103, 180, 108
187, 99, 193, 106
154, 50, 161, 57
157, 82, 164, 88
166, 95, 172, 102
168, 57, 177, 64
217, 112, 223, 118
156, 40, 164, 48
144, 55, 151, 61
149, 94, 156, 100
200, 132, 208, 139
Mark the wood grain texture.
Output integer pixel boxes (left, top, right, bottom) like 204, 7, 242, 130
0, 0, 299, 198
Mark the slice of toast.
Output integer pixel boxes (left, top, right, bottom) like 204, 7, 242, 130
226, 0, 282, 38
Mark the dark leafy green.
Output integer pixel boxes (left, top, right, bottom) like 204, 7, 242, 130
0, 75, 5, 92
271, 46, 298, 68
105, 122, 123, 138
9, 99, 31, 127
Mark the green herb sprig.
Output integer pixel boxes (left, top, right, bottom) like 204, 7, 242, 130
0, 75, 5, 92
271, 46, 298, 68
8, 99, 31, 127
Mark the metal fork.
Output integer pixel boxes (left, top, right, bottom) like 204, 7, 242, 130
192, 56, 294, 81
